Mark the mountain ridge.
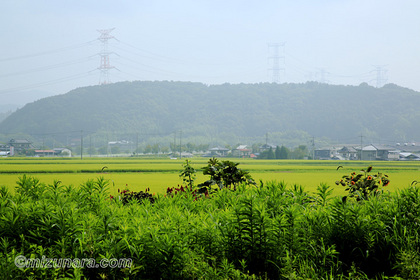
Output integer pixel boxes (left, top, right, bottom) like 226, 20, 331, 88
0, 81, 419, 146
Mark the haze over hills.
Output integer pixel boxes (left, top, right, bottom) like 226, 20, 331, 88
0, 81, 419, 147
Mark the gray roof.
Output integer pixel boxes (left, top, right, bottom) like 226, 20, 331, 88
9, 139, 32, 144
209, 146, 229, 151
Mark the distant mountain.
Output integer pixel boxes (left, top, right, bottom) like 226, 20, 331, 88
0, 81, 419, 145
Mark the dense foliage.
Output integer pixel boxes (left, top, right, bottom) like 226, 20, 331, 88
199, 157, 256, 190
336, 165, 390, 201
1, 173, 419, 279
1, 81, 420, 146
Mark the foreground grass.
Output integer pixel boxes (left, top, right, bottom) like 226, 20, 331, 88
0, 175, 419, 279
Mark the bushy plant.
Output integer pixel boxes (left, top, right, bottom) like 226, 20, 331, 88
199, 157, 256, 191
336, 166, 390, 201
118, 187, 155, 205
166, 184, 209, 201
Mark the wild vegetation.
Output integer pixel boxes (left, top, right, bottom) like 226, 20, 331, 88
0, 159, 419, 279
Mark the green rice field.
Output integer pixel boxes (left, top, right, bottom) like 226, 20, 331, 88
0, 157, 419, 196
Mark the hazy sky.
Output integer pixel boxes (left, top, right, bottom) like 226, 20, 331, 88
1, 0, 419, 105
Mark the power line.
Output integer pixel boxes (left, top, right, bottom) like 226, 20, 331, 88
0, 40, 96, 62
0, 71, 95, 94
0, 56, 95, 79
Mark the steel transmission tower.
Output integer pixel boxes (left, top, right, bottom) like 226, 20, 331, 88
97, 28, 116, 85
373, 65, 387, 88
316, 68, 329, 84
268, 42, 285, 83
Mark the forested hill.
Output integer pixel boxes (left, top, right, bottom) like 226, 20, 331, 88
1, 81, 419, 144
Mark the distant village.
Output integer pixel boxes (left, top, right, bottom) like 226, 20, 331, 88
313, 143, 420, 161
204, 143, 420, 161
1, 138, 420, 161
0, 139, 72, 157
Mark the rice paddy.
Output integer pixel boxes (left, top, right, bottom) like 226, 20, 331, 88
1, 157, 419, 196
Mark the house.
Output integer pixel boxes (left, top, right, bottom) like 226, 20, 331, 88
388, 150, 400, 160
314, 147, 334, 160
399, 152, 420, 161
54, 148, 72, 157
337, 146, 358, 160
180, 152, 193, 158
34, 148, 72, 157
8, 139, 33, 152
360, 145, 378, 161
35, 150, 55, 157
232, 145, 252, 158
396, 143, 420, 154
0, 143, 8, 151
315, 144, 398, 161
259, 144, 277, 153
374, 145, 399, 160
358, 144, 399, 161
314, 145, 358, 160
206, 147, 230, 157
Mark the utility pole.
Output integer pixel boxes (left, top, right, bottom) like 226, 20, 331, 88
173, 131, 176, 157
106, 133, 109, 157
268, 42, 285, 83
359, 134, 364, 160
179, 130, 182, 159
97, 28, 116, 85
311, 137, 315, 160
80, 130, 83, 160
136, 133, 139, 156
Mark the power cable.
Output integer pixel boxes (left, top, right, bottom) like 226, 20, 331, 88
0, 56, 95, 78
0, 40, 97, 62
0, 72, 95, 94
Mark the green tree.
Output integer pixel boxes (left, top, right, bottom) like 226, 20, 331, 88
291, 145, 308, 159
252, 143, 261, 154
161, 146, 170, 154
275, 145, 281, 159
98, 145, 108, 155
151, 143, 159, 154
197, 144, 209, 152
170, 142, 177, 152
87, 146, 97, 156
110, 146, 120, 154
278, 145, 289, 159
144, 144, 152, 154
186, 142, 196, 153
179, 159, 196, 189
267, 147, 275, 159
